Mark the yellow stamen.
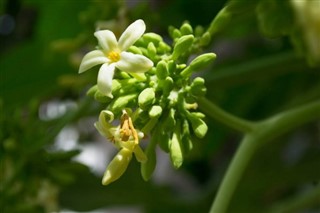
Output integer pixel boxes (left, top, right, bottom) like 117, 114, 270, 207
107, 51, 120, 62
120, 111, 139, 145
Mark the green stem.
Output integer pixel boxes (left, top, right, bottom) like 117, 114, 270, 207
209, 134, 258, 213
198, 97, 255, 133
207, 99, 320, 213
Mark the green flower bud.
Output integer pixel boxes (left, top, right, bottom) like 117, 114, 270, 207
147, 42, 157, 59
149, 105, 163, 118
111, 79, 121, 96
143, 32, 163, 45
181, 119, 193, 154
186, 113, 208, 139
102, 148, 133, 185
138, 88, 155, 110
169, 121, 184, 169
156, 60, 169, 80
94, 90, 112, 103
157, 131, 170, 153
180, 22, 193, 35
109, 94, 137, 113
127, 45, 143, 55
199, 32, 211, 46
163, 77, 174, 96
141, 105, 163, 133
191, 112, 206, 119
162, 108, 176, 132
86, 85, 98, 97
195, 25, 205, 37
141, 135, 157, 181
172, 28, 182, 39
172, 35, 194, 60
158, 41, 171, 53
180, 53, 216, 77
190, 77, 207, 97
133, 145, 147, 163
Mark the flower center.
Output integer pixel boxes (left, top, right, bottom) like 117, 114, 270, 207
107, 51, 120, 62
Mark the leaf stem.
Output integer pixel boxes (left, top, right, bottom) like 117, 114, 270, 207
198, 97, 255, 133
207, 99, 320, 213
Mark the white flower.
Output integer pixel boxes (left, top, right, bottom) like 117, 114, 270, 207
79, 19, 154, 98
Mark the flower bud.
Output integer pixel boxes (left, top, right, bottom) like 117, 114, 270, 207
102, 148, 133, 185
172, 28, 182, 39
162, 108, 176, 131
195, 25, 204, 37
180, 53, 216, 77
190, 77, 207, 97
157, 130, 170, 153
141, 135, 157, 181
133, 145, 147, 163
180, 23, 193, 35
86, 85, 98, 97
109, 94, 137, 113
199, 32, 211, 46
186, 113, 208, 139
138, 88, 155, 110
94, 90, 112, 103
143, 32, 163, 45
127, 46, 143, 55
163, 77, 174, 96
169, 121, 183, 169
158, 41, 171, 53
172, 35, 194, 60
147, 42, 157, 59
149, 105, 162, 118
156, 60, 169, 80
181, 119, 193, 154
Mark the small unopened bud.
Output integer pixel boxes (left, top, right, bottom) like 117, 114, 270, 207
156, 61, 169, 80
149, 105, 162, 118
181, 53, 216, 77
94, 90, 112, 103
172, 35, 194, 60
180, 23, 193, 35
186, 113, 208, 139
110, 94, 137, 113
102, 148, 133, 185
181, 119, 193, 154
138, 88, 155, 110
143, 32, 163, 45
190, 77, 207, 97
86, 85, 98, 97
147, 42, 157, 59
133, 145, 147, 163
141, 135, 157, 181
199, 32, 211, 46
128, 46, 143, 55
169, 121, 183, 169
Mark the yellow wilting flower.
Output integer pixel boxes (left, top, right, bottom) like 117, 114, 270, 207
95, 110, 147, 185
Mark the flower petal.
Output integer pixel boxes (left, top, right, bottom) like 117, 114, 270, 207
94, 30, 118, 52
79, 50, 109, 73
97, 63, 115, 98
118, 19, 146, 51
116, 51, 153, 73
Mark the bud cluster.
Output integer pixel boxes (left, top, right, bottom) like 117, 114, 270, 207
86, 21, 216, 182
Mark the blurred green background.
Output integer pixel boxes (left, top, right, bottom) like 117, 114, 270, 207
1, 0, 319, 212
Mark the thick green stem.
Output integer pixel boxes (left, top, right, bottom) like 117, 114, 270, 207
207, 99, 320, 213
209, 134, 258, 213
198, 97, 255, 133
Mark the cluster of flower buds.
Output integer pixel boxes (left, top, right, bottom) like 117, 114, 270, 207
80, 19, 216, 184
